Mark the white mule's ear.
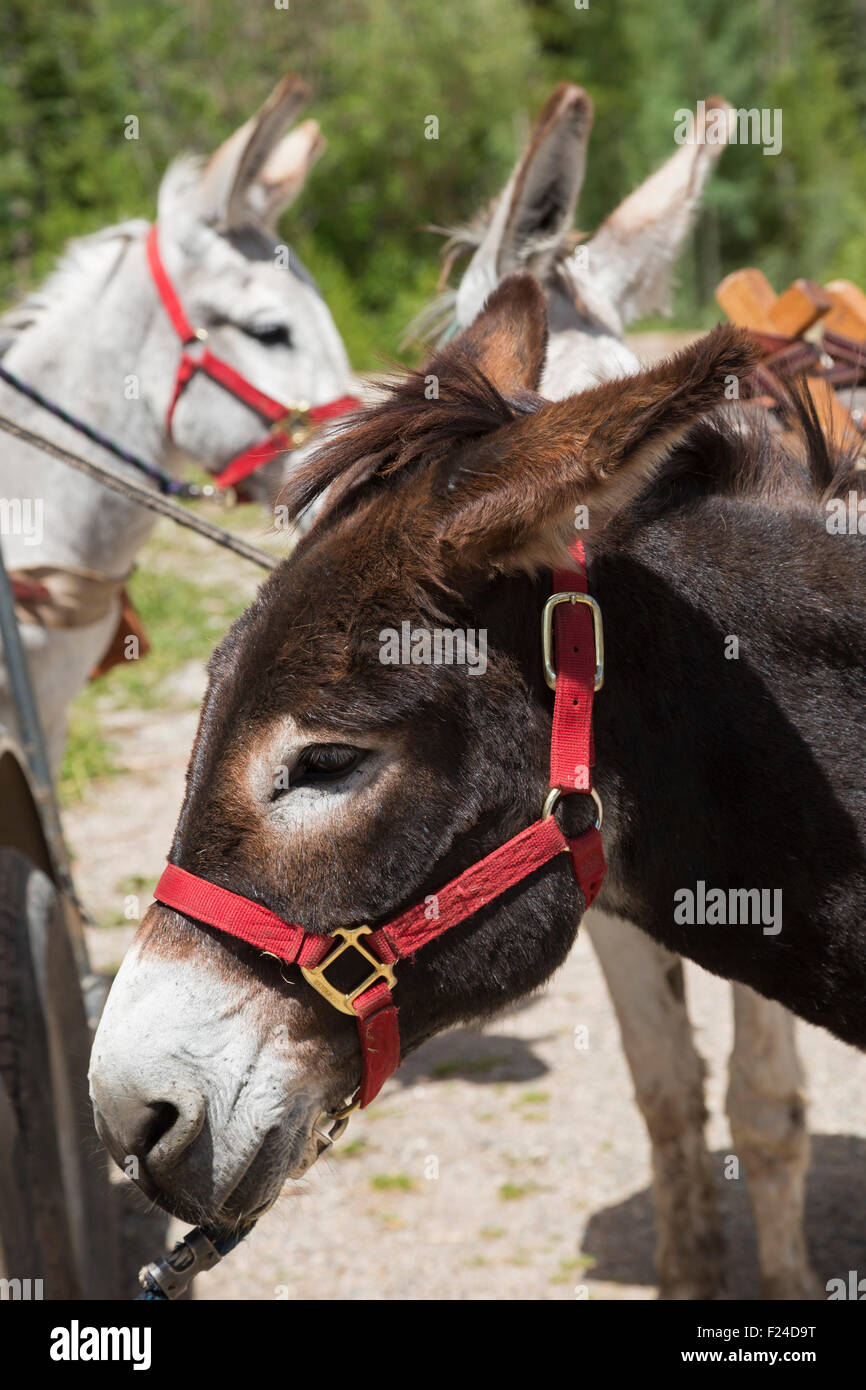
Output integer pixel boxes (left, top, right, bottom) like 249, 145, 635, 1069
187, 74, 313, 230
252, 120, 326, 227
568, 95, 731, 331
456, 84, 594, 327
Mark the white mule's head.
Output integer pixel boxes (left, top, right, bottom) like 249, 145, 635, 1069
148, 74, 356, 503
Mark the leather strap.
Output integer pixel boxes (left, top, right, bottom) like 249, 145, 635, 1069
145, 224, 196, 343
155, 863, 332, 968
550, 539, 595, 790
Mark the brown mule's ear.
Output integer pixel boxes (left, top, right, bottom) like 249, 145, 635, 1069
437, 324, 757, 572
431, 272, 548, 396
275, 272, 548, 522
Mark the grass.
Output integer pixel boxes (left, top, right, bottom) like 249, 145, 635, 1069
377, 1213, 405, 1231
60, 705, 120, 803
334, 1139, 368, 1159
498, 1182, 539, 1202
370, 1173, 415, 1192
59, 540, 253, 804
114, 872, 152, 896
93, 567, 249, 710
550, 1255, 596, 1286
430, 1056, 508, 1079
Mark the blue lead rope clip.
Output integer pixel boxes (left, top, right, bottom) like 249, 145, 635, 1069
137, 1224, 252, 1300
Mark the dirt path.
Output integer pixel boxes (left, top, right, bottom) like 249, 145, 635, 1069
64, 334, 866, 1300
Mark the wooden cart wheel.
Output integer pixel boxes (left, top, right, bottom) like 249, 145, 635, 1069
0, 847, 116, 1298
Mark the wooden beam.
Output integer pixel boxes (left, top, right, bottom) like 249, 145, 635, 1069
823, 280, 866, 342
715, 268, 777, 332
767, 279, 831, 336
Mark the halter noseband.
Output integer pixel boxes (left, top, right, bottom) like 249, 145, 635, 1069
145, 224, 361, 491
154, 541, 606, 1119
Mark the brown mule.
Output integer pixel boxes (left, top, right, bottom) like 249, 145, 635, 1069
90, 277, 865, 1240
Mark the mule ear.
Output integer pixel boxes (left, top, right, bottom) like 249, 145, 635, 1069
455, 84, 594, 328
193, 74, 312, 229
435, 272, 548, 396
568, 96, 731, 332
252, 120, 326, 226
437, 323, 756, 571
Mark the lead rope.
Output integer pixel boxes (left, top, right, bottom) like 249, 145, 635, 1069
0, 412, 276, 571
0, 360, 208, 499
136, 1222, 255, 1300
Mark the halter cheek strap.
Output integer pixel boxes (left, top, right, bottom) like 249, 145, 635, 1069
145, 224, 361, 490
154, 539, 606, 1111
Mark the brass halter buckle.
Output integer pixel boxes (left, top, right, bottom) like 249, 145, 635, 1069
274, 402, 314, 449
300, 925, 396, 1016
541, 591, 605, 692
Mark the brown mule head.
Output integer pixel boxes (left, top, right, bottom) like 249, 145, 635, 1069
89, 277, 752, 1226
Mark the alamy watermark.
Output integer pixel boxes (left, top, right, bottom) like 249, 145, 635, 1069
379, 621, 487, 675
0, 1277, 43, 1300
0, 497, 43, 545
674, 100, 782, 157
674, 880, 782, 936
826, 490, 866, 534
826, 1269, 866, 1299
50, 1321, 151, 1370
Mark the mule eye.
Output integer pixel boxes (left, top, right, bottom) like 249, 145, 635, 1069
281, 744, 363, 793
242, 322, 292, 348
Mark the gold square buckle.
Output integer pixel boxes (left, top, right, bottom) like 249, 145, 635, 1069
300, 925, 396, 1016
541, 591, 604, 692
274, 402, 313, 448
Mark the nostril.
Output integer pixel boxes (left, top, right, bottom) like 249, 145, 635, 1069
92, 1082, 205, 1179
140, 1101, 181, 1154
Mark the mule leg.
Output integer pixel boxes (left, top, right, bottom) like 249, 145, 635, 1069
726, 985, 819, 1299
585, 909, 726, 1299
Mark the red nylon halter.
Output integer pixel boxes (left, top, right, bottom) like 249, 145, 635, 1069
145, 224, 361, 490
154, 540, 606, 1110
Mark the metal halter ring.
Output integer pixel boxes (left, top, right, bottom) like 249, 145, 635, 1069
313, 1096, 360, 1154
542, 785, 603, 830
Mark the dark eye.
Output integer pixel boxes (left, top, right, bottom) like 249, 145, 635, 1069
279, 744, 363, 794
242, 322, 292, 348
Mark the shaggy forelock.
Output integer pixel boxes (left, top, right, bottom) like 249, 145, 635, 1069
277, 350, 541, 526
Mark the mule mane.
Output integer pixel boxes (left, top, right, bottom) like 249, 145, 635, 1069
407, 216, 587, 350
0, 219, 149, 356
282, 350, 858, 542
644, 383, 862, 517
280, 350, 536, 522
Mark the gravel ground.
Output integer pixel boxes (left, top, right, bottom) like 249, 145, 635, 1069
64, 329, 866, 1300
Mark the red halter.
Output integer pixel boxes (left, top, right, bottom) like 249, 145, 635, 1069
154, 540, 606, 1111
145, 224, 361, 491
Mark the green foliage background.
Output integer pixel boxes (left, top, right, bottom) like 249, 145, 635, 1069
2, 0, 866, 367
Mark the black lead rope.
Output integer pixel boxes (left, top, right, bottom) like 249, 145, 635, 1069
0, 359, 210, 499
0, 412, 277, 570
